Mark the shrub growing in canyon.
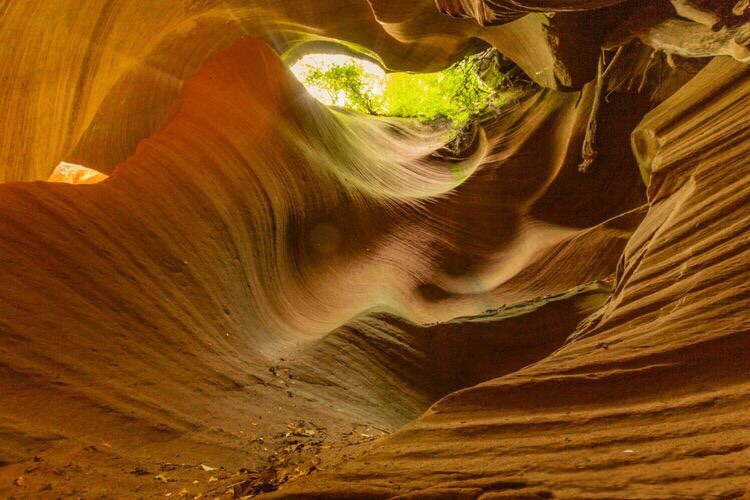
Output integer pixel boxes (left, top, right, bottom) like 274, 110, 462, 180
294, 51, 506, 131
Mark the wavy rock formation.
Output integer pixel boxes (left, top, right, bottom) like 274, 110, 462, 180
273, 55, 750, 500
0, 0, 748, 498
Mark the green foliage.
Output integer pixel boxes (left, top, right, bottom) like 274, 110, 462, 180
383, 58, 493, 129
301, 53, 505, 130
304, 62, 381, 114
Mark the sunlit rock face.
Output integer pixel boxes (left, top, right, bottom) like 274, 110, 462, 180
47, 162, 108, 185
0, 1, 749, 499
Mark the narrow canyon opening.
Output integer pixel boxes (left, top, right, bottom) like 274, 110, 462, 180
288, 47, 533, 155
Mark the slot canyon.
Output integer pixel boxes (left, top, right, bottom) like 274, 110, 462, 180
1, 1, 749, 498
